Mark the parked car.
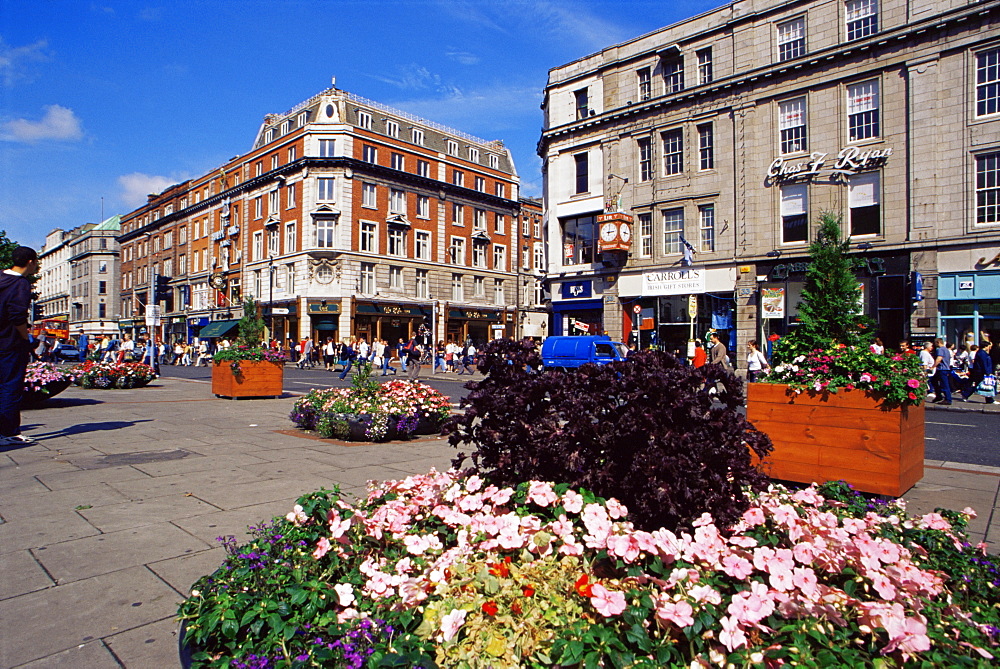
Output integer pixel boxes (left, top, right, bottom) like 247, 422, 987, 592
540, 335, 629, 370
54, 344, 81, 362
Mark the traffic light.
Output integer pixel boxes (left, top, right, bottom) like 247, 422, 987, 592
154, 274, 172, 302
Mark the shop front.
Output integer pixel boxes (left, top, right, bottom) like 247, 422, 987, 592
551, 279, 603, 336
118, 319, 136, 340
165, 317, 187, 345
264, 301, 298, 346
307, 302, 340, 344
187, 317, 209, 343
445, 308, 505, 345
353, 302, 430, 346
938, 269, 1000, 364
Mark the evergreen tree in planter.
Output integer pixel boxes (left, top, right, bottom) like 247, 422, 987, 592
212, 297, 285, 375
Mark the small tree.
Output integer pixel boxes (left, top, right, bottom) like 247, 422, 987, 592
236, 297, 266, 347
780, 212, 874, 355
0, 230, 20, 270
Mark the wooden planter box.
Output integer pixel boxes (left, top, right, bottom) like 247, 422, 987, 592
746, 383, 925, 497
212, 360, 284, 399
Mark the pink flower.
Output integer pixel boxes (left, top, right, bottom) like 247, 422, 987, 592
655, 598, 695, 628
719, 615, 748, 651
286, 504, 307, 525
721, 554, 754, 580
561, 490, 584, 514
333, 583, 355, 607
589, 583, 627, 617
919, 512, 951, 531
906, 378, 920, 389
527, 481, 558, 507
742, 507, 766, 526
312, 537, 331, 559
605, 498, 628, 519
439, 608, 467, 642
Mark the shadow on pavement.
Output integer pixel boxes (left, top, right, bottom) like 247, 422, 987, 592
23, 397, 105, 410
29, 419, 154, 440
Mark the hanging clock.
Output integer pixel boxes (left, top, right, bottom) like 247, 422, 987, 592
210, 273, 226, 291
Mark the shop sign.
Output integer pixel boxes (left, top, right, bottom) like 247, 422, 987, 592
271, 308, 290, 315
307, 303, 340, 314
464, 310, 496, 320
561, 280, 593, 299
959, 280, 974, 290
771, 257, 885, 280
574, 320, 591, 332
767, 146, 892, 183
761, 287, 785, 319
641, 267, 705, 296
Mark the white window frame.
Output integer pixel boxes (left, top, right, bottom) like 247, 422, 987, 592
662, 208, 684, 255
360, 221, 378, 253
662, 129, 683, 175
385, 120, 399, 138
452, 273, 464, 301
387, 227, 406, 257
357, 110, 372, 129
976, 49, 1000, 118
697, 48, 713, 85
493, 279, 504, 306
452, 203, 465, 226
472, 243, 486, 268
494, 213, 505, 234
415, 230, 431, 260
391, 152, 405, 171
363, 145, 377, 163
317, 177, 335, 201
389, 188, 406, 215
699, 204, 715, 252
450, 237, 466, 265
287, 182, 296, 208
253, 231, 264, 261
845, 0, 878, 41
637, 67, 652, 101
447, 140, 459, 156
976, 152, 1000, 226
411, 128, 425, 145
319, 138, 335, 157
417, 160, 430, 178
473, 208, 487, 230
488, 154, 499, 169
493, 244, 506, 271
638, 212, 653, 258
779, 97, 807, 154
780, 183, 809, 244
285, 222, 296, 254
360, 262, 376, 294
362, 183, 378, 209
847, 80, 880, 141
316, 219, 336, 248
389, 265, 403, 290
417, 195, 430, 219
415, 269, 429, 298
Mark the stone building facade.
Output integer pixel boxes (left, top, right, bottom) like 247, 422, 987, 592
117, 83, 525, 349
539, 0, 1000, 362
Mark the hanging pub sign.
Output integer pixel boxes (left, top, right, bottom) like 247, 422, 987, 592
597, 212, 633, 252
761, 287, 785, 319
766, 146, 892, 184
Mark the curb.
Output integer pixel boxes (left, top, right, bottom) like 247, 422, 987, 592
925, 403, 999, 414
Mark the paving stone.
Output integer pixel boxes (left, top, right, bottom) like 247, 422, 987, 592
129, 452, 267, 477
146, 546, 227, 596
108, 467, 266, 502
32, 523, 210, 584
0, 565, 179, 668
0, 484, 130, 522
104, 616, 181, 669
171, 499, 300, 545
917, 467, 1000, 493
190, 477, 321, 510
0, 510, 102, 555
13, 640, 121, 668
36, 465, 150, 491
77, 495, 220, 532
0, 549, 54, 601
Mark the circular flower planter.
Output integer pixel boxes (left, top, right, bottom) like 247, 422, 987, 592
22, 379, 73, 406
72, 361, 157, 389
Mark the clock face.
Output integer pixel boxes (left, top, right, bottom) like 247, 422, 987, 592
210, 273, 226, 290
619, 223, 632, 242
600, 222, 618, 242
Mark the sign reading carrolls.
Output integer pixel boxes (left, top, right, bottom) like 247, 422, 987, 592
641, 267, 705, 296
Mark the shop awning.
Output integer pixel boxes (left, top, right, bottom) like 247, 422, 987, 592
198, 319, 240, 338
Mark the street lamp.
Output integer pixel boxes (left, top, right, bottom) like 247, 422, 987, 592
268, 255, 275, 343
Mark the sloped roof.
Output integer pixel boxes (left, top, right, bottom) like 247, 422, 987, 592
93, 215, 121, 231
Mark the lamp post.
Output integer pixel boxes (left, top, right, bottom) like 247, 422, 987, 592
267, 255, 275, 343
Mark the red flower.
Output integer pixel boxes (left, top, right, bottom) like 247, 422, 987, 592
908, 392, 917, 400
511, 600, 523, 614
522, 585, 535, 597
488, 561, 510, 578
481, 601, 498, 616
574, 574, 594, 598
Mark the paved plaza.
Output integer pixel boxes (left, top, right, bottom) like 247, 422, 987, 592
0, 377, 998, 667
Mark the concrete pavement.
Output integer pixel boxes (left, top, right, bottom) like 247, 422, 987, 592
0, 377, 998, 667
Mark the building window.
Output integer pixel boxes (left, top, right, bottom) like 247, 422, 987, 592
99, 303, 107, 318
390, 189, 406, 214
494, 213, 505, 235
98, 281, 107, 295
699, 204, 715, 252
389, 265, 403, 289
697, 123, 714, 170
271, 154, 279, 171
493, 245, 506, 271
360, 263, 375, 294
416, 269, 429, 298
475, 176, 485, 192
298, 111, 308, 127
267, 228, 279, 255
976, 49, 1000, 117
362, 183, 377, 208
638, 213, 653, 257
574, 88, 589, 119
452, 170, 464, 187
265, 129, 275, 143
494, 279, 504, 305
317, 219, 337, 248
417, 195, 430, 219
780, 183, 809, 243
574, 152, 589, 193
99, 260, 108, 273
847, 80, 879, 141
164, 231, 173, 248
318, 177, 335, 201
253, 231, 264, 260
391, 153, 405, 171
473, 276, 485, 298
495, 183, 505, 198
848, 172, 880, 236
664, 58, 684, 94
452, 274, 464, 301
452, 203, 465, 225
388, 228, 406, 256
446, 139, 458, 156
268, 189, 279, 214
411, 128, 425, 145
254, 197, 263, 219
662, 129, 683, 175
357, 110, 372, 129
638, 138, 653, 181
362, 145, 377, 163
284, 182, 296, 208
662, 208, 684, 255
286, 264, 295, 293
178, 255, 186, 275
637, 67, 652, 101
472, 243, 486, 268
697, 48, 713, 85
417, 159, 430, 177
360, 221, 377, 253
285, 223, 296, 253
488, 154, 499, 169
469, 147, 480, 163
280, 120, 290, 135
415, 231, 431, 260
450, 237, 466, 265
319, 139, 335, 157
533, 244, 545, 271
845, 0, 877, 41
288, 146, 297, 162
178, 227, 187, 244
976, 152, 1000, 225
385, 120, 399, 138
473, 208, 487, 230
561, 214, 596, 265
253, 269, 262, 298
779, 97, 807, 154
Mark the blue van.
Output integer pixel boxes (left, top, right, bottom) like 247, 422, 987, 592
541, 335, 629, 370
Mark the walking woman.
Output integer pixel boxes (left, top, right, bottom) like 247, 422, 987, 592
746, 339, 770, 382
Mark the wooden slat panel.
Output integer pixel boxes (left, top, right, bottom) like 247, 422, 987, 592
748, 404, 905, 433
748, 383, 888, 410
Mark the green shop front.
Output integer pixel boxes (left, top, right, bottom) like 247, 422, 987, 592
352, 301, 430, 345
308, 302, 340, 343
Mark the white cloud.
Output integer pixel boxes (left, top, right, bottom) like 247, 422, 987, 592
118, 173, 175, 208
0, 105, 84, 143
370, 64, 462, 96
0, 38, 50, 87
390, 83, 543, 136
445, 49, 480, 66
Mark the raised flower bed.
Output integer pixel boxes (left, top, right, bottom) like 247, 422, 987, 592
290, 370, 450, 442
22, 362, 79, 405
210, 298, 286, 399
70, 360, 156, 389
178, 469, 1000, 668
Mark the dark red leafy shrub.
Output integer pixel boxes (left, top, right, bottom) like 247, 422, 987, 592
446, 339, 773, 532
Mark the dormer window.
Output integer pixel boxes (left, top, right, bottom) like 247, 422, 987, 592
385, 120, 399, 138
280, 120, 290, 135
357, 110, 372, 129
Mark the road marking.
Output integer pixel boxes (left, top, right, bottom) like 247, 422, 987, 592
925, 437, 938, 441
926, 421, 976, 427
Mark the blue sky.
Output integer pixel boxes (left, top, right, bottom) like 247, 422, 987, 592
1, 0, 723, 250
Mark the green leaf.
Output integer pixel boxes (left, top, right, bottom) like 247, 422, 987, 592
220, 618, 238, 639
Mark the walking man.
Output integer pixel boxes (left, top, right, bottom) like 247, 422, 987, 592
932, 337, 953, 405
77, 330, 89, 362
0, 246, 40, 445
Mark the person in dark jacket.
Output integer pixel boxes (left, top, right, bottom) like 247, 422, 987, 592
964, 341, 995, 403
0, 246, 40, 445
